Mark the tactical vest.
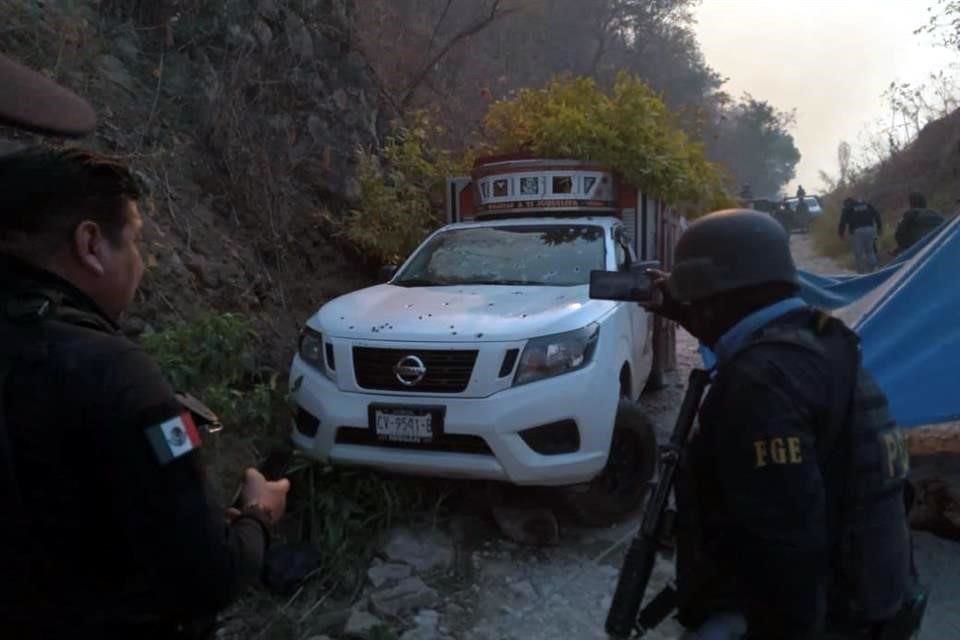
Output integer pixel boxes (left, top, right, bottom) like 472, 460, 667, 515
677, 310, 914, 627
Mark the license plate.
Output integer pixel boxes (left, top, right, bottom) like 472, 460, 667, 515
371, 408, 435, 443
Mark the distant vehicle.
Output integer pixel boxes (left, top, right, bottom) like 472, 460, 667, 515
780, 195, 823, 233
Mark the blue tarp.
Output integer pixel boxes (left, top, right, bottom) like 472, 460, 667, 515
796, 216, 960, 428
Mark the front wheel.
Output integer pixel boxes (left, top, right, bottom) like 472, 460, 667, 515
561, 399, 657, 527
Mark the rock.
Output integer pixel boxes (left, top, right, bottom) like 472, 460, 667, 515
907, 423, 960, 456
508, 580, 537, 600
368, 560, 412, 588
344, 609, 383, 637
383, 527, 454, 573
252, 18, 273, 47
491, 506, 560, 546
184, 255, 223, 289
333, 88, 349, 111
257, 0, 280, 16
370, 576, 440, 617
285, 11, 314, 59
910, 476, 960, 539
401, 609, 440, 640
121, 316, 147, 337
309, 606, 353, 633
96, 54, 136, 92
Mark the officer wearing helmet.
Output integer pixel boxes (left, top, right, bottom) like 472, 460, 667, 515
646, 209, 921, 639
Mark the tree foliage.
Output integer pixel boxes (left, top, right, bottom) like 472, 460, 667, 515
335, 113, 468, 265
353, 0, 798, 201
481, 73, 733, 211
704, 95, 801, 198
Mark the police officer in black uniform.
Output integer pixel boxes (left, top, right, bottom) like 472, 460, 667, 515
0, 57, 291, 639
648, 209, 922, 639
894, 192, 945, 255
839, 198, 883, 273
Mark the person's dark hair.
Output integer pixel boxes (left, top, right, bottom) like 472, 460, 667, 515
908, 191, 926, 209
0, 146, 142, 256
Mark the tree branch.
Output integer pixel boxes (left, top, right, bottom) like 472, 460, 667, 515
399, 0, 514, 111
427, 0, 456, 56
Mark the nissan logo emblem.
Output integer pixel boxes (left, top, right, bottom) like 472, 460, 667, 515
394, 355, 427, 386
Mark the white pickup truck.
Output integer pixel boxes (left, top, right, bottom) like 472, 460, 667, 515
288, 157, 680, 524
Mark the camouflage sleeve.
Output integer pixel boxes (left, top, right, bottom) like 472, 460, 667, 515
712, 350, 833, 639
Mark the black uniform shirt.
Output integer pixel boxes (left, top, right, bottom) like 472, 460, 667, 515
0, 255, 268, 639
680, 308, 851, 639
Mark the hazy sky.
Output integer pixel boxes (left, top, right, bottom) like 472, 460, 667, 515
692, 0, 958, 195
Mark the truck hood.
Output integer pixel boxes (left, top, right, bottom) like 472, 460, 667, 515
311, 284, 615, 342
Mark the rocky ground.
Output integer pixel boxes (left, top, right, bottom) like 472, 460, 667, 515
297, 233, 960, 640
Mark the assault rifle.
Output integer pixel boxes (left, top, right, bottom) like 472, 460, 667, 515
604, 368, 712, 639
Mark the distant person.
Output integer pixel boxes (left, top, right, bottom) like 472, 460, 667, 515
839, 197, 883, 273
796, 184, 806, 200
894, 192, 945, 254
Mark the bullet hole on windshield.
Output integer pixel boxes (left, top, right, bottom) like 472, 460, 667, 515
349, 326, 355, 330
406, 304, 414, 309
428, 313, 433, 317
476, 333, 484, 338
488, 302, 495, 307
521, 314, 528, 318
443, 302, 450, 306
452, 331, 458, 335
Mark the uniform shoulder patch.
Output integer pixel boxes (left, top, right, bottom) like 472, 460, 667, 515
146, 412, 202, 464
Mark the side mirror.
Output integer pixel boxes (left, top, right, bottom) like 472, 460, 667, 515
379, 265, 398, 282
589, 268, 657, 303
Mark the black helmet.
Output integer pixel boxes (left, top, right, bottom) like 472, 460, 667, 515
668, 209, 797, 303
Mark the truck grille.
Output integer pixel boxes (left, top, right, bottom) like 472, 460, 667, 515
353, 347, 478, 393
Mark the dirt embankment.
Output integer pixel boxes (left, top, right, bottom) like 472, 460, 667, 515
1, 0, 385, 367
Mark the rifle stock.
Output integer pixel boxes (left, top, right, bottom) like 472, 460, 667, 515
604, 368, 712, 639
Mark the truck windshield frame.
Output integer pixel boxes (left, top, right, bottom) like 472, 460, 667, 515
393, 224, 608, 287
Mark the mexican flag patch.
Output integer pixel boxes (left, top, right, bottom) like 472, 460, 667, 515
146, 412, 202, 464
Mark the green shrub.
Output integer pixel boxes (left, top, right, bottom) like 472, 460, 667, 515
140, 312, 282, 431
480, 72, 735, 214
334, 112, 466, 266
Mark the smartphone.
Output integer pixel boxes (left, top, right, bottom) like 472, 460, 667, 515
231, 447, 294, 509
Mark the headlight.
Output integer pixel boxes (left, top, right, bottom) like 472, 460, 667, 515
298, 327, 331, 379
514, 323, 600, 386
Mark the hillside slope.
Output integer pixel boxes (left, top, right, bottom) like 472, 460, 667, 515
1, 0, 384, 366
813, 107, 960, 264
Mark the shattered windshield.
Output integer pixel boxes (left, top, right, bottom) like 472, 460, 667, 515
394, 225, 606, 287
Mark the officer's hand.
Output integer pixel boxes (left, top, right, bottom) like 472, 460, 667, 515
643, 269, 689, 326
241, 468, 290, 524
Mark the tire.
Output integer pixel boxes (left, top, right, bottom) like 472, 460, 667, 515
561, 399, 658, 527
644, 365, 665, 392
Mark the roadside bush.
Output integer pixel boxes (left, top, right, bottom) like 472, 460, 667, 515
140, 312, 282, 431
332, 112, 468, 266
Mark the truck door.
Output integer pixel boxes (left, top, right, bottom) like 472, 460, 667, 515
613, 226, 649, 393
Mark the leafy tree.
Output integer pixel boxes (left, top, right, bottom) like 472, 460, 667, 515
705, 95, 801, 197
480, 73, 733, 211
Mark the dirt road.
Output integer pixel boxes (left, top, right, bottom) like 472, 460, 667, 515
350, 233, 958, 640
